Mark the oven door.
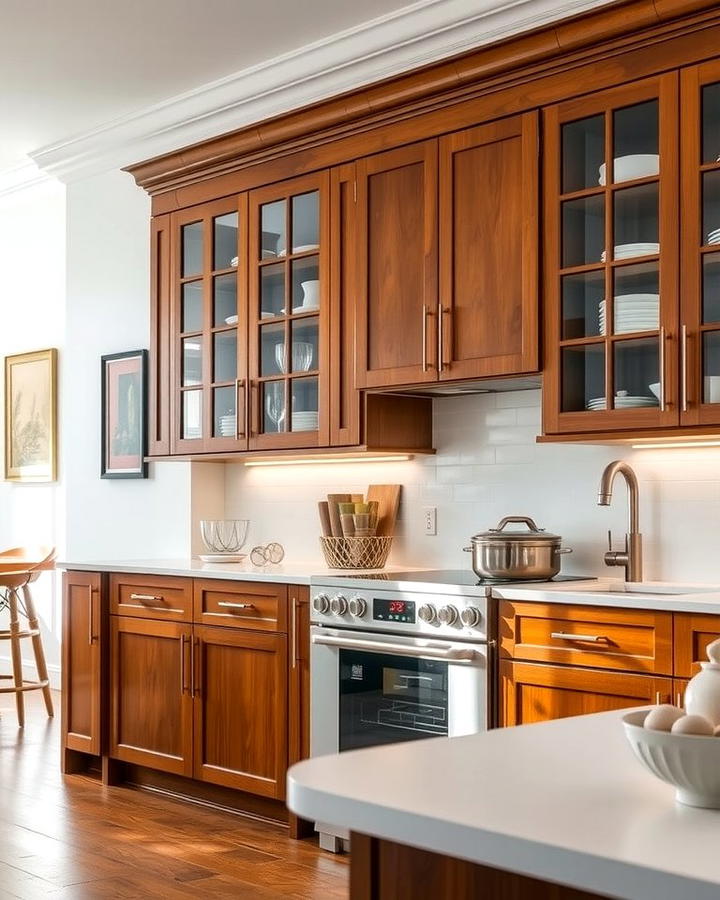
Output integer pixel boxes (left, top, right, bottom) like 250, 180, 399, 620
310, 626, 488, 759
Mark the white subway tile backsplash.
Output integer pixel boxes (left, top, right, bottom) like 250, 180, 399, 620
217, 389, 720, 582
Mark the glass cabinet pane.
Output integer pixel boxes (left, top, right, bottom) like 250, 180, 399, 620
562, 115, 604, 193
213, 273, 237, 327
182, 337, 202, 386
261, 201, 286, 258
182, 222, 203, 277
613, 337, 659, 408
213, 331, 237, 382
562, 270, 605, 339
182, 390, 202, 439
213, 385, 237, 438
291, 257, 320, 312
263, 381, 286, 433
703, 332, 720, 403
612, 101, 659, 183
702, 83, 720, 165
703, 171, 720, 246
612, 262, 659, 334
614, 183, 658, 258
562, 196, 604, 267
261, 322, 286, 376
291, 377, 319, 431
703, 253, 720, 324
214, 212, 238, 270
561, 344, 605, 412
291, 191, 319, 252
182, 281, 203, 332
260, 263, 285, 318
290, 318, 318, 373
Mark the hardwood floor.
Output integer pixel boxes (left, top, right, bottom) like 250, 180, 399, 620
0, 692, 348, 898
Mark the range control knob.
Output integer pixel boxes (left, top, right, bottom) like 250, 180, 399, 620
460, 606, 482, 628
348, 597, 367, 618
330, 595, 348, 616
437, 605, 459, 626
418, 603, 437, 624
312, 594, 330, 614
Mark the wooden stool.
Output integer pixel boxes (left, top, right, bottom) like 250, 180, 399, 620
0, 547, 55, 727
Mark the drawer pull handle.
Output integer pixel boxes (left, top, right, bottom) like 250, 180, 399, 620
130, 593, 163, 603
550, 632, 605, 643
217, 601, 255, 610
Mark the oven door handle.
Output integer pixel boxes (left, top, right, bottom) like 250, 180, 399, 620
311, 632, 482, 664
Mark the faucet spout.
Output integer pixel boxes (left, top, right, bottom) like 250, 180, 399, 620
597, 460, 642, 582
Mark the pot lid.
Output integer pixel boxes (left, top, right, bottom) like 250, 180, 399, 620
472, 515, 561, 543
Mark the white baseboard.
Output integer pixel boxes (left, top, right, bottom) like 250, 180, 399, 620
0, 655, 61, 691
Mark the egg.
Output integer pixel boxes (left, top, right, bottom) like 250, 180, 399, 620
670, 714, 715, 736
643, 704, 685, 732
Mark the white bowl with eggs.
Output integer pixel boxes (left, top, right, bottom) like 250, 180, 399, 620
623, 708, 720, 808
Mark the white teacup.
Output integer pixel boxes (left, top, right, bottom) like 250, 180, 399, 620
300, 280, 320, 309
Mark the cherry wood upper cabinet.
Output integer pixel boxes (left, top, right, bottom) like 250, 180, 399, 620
542, 74, 680, 436
356, 142, 439, 388
193, 625, 288, 799
62, 571, 103, 759
438, 112, 539, 379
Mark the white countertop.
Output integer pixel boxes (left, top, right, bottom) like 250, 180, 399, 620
288, 709, 720, 900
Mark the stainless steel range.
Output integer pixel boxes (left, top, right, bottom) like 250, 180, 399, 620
309, 570, 493, 852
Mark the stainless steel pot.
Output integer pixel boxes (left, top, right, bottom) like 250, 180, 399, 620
463, 516, 572, 581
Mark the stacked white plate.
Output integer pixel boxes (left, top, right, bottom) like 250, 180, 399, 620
707, 228, 720, 246
598, 154, 659, 186
292, 411, 319, 431
599, 293, 659, 334
219, 414, 237, 437
601, 242, 659, 262
587, 395, 658, 410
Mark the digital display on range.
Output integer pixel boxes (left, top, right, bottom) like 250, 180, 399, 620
373, 598, 416, 624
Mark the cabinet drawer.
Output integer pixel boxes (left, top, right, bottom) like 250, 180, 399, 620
674, 613, 720, 677
110, 573, 192, 622
499, 601, 672, 675
193, 580, 288, 632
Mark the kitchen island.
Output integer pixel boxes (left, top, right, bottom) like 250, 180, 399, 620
288, 709, 720, 900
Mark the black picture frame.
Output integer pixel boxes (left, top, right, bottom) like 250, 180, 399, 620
101, 349, 148, 479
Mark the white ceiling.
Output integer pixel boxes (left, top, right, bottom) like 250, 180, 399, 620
0, 0, 413, 173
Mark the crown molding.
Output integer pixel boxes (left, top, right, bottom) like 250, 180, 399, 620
26, 0, 613, 184
0, 159, 54, 198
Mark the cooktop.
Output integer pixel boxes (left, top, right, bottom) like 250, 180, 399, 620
329, 570, 595, 586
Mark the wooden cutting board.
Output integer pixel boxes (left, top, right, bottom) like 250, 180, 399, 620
367, 484, 401, 537
327, 493, 351, 538
317, 501, 332, 537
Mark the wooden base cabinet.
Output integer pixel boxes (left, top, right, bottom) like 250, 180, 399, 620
499, 660, 672, 727
193, 626, 288, 799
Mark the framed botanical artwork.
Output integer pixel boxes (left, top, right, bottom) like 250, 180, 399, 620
101, 350, 148, 479
4, 348, 58, 482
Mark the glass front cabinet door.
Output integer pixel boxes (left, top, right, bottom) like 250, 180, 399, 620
247, 172, 329, 450
680, 60, 720, 427
170, 197, 248, 453
543, 74, 680, 434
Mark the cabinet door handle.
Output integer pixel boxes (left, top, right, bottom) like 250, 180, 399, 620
438, 304, 445, 372
550, 632, 605, 643
130, 593, 162, 603
236, 379, 246, 439
251, 382, 259, 436
659, 326, 666, 412
676, 691, 684, 708
193, 637, 201, 697
217, 601, 254, 610
180, 634, 187, 694
421, 305, 429, 372
681, 324, 688, 413
291, 595, 298, 670
88, 586, 95, 645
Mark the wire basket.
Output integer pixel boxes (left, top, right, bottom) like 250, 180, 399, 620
320, 536, 393, 570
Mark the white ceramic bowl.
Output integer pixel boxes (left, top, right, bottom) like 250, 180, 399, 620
599, 154, 659, 185
623, 709, 720, 808
648, 382, 661, 400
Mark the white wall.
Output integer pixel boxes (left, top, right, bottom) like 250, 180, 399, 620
224, 390, 720, 584
0, 178, 66, 689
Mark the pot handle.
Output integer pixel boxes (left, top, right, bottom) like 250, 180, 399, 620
463, 546, 472, 552
555, 547, 573, 554
490, 515, 544, 534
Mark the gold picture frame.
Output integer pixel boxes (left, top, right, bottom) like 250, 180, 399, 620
4, 348, 58, 482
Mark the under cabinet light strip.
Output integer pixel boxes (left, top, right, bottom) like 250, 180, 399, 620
632, 441, 720, 450
244, 454, 412, 467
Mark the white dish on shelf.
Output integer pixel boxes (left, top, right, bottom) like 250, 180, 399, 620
649, 382, 661, 400
230, 256, 239, 267
587, 396, 658, 410
293, 244, 319, 254
199, 553, 247, 563
224, 315, 238, 325
598, 154, 659, 186
601, 242, 659, 261
291, 304, 320, 314
262, 249, 277, 259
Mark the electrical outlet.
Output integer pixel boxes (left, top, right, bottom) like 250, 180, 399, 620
423, 506, 437, 536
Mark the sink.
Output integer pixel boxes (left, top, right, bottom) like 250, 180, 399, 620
562, 582, 718, 598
